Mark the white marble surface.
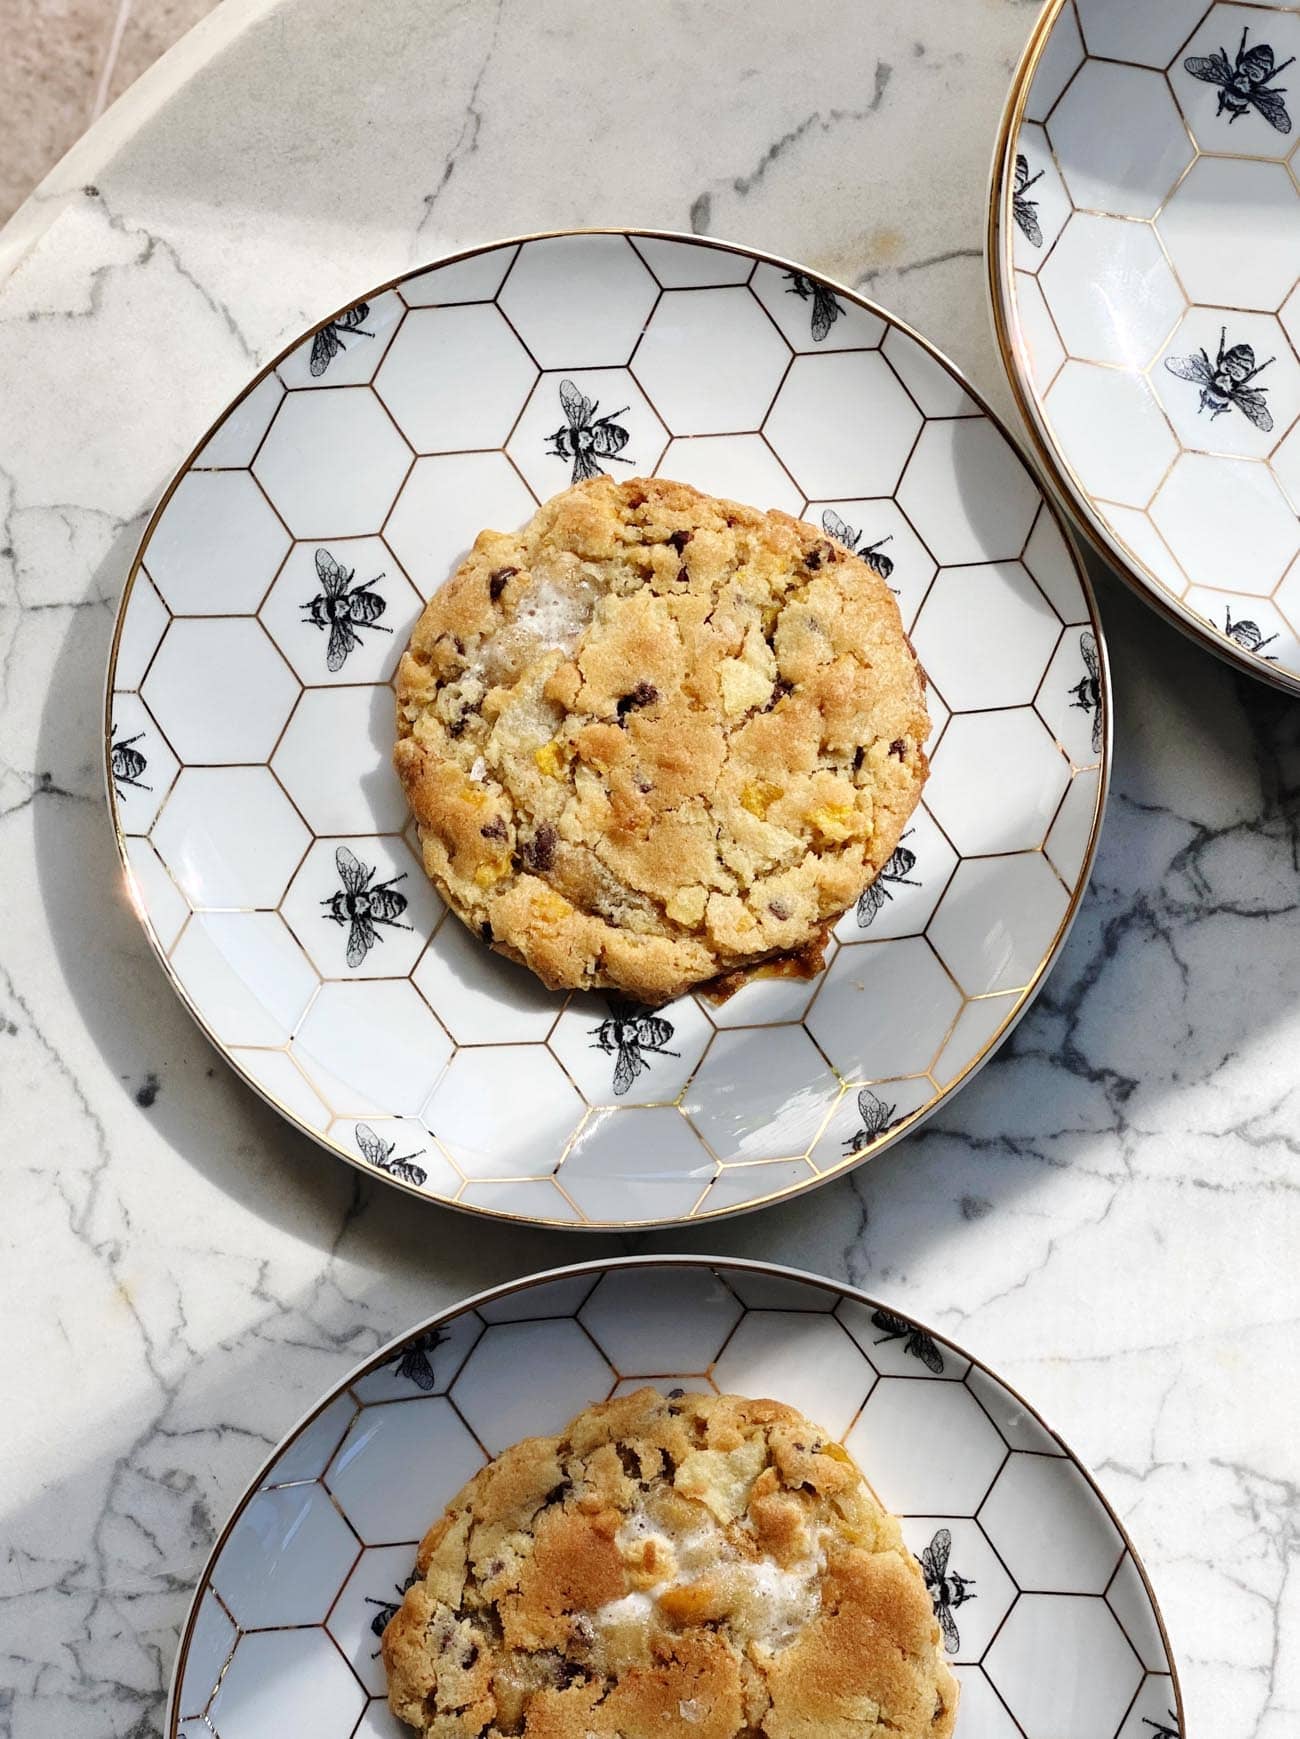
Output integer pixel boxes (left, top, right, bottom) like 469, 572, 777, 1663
0, 2, 1295, 1734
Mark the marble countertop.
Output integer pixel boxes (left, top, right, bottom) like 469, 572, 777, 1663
1, 2, 1296, 1734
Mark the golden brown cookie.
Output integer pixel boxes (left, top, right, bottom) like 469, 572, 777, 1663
382, 1388, 957, 1739
394, 477, 929, 1005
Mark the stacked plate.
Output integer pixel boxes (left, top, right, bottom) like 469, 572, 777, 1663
992, 0, 1300, 688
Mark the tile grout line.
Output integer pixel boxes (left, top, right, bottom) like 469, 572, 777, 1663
90, 0, 135, 123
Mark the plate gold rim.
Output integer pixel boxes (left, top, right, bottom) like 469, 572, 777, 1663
163, 1252, 1186, 1739
105, 225, 1113, 1232
986, 0, 1300, 698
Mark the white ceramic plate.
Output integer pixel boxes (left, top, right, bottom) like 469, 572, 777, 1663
107, 230, 1109, 1229
167, 1257, 1182, 1739
992, 0, 1300, 690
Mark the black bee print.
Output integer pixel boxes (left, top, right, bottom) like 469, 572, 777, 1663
1185, 27, 1293, 132
1224, 606, 1278, 660
822, 509, 895, 583
1141, 1713, 1179, 1739
1164, 327, 1274, 432
322, 846, 411, 967
856, 831, 919, 928
590, 1007, 679, 1097
302, 548, 392, 672
1013, 154, 1044, 248
309, 303, 373, 377
365, 1571, 420, 1651
784, 271, 844, 343
546, 379, 633, 484
870, 1308, 945, 1374
355, 1122, 428, 1188
392, 1327, 448, 1392
842, 1087, 903, 1154
1068, 631, 1103, 755
110, 725, 150, 796
916, 1528, 975, 1656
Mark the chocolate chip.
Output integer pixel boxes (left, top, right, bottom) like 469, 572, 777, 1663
488, 566, 517, 601
519, 822, 556, 872
616, 682, 658, 718
889, 738, 907, 760
765, 678, 793, 712
479, 922, 493, 943
676, 565, 690, 584
804, 538, 834, 572
453, 636, 465, 655
448, 715, 467, 738
460, 1643, 480, 1669
768, 900, 790, 920
669, 530, 691, 553
480, 818, 507, 840
853, 746, 865, 772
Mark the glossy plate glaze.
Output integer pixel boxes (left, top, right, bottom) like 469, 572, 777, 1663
992, 0, 1300, 689
107, 230, 1109, 1229
167, 1258, 1182, 1739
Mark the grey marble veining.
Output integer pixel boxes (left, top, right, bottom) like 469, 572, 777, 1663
0, 1, 1296, 1734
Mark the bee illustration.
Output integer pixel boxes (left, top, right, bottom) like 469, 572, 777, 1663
856, 831, 919, 928
355, 1122, 428, 1188
821, 509, 895, 583
365, 1571, 421, 1650
870, 1308, 945, 1374
589, 1007, 679, 1097
842, 1088, 902, 1154
1164, 326, 1274, 431
1141, 1713, 1179, 1739
302, 548, 392, 672
309, 302, 373, 377
1185, 26, 1293, 132
110, 726, 151, 796
1012, 154, 1044, 247
1224, 606, 1279, 660
322, 846, 411, 968
916, 1528, 976, 1655
391, 1327, 448, 1393
1068, 631, 1103, 755
546, 378, 633, 484
783, 271, 844, 343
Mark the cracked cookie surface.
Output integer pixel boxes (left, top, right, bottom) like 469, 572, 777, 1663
382, 1388, 959, 1739
394, 477, 929, 1005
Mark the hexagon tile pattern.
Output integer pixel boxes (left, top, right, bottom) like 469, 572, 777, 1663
1005, 0, 1300, 685
172, 1263, 1180, 1739
108, 232, 1105, 1228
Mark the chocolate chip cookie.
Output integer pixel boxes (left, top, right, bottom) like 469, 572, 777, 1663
382, 1387, 958, 1739
394, 477, 929, 1005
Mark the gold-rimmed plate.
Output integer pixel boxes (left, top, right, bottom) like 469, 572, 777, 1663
107, 229, 1109, 1229
165, 1256, 1183, 1739
990, 0, 1300, 690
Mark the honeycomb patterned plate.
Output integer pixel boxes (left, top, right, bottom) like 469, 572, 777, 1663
106, 230, 1109, 1229
992, 0, 1300, 691
166, 1257, 1183, 1739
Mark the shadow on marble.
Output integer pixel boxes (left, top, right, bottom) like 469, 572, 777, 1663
19, 534, 1300, 1739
